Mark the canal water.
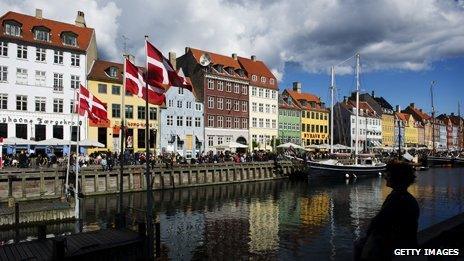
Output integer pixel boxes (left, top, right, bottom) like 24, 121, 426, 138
2, 167, 464, 260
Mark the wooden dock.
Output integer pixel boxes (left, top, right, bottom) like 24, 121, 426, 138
0, 228, 145, 260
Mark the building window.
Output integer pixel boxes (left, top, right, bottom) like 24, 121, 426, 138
234, 83, 240, 93
217, 97, 223, 110
5, 22, 21, 37
208, 136, 214, 147
35, 71, 45, 86
36, 48, 46, 62
70, 100, 75, 113
258, 103, 264, 113
217, 116, 224, 128
0, 94, 7, 109
0, 66, 7, 82
259, 118, 264, 128
186, 116, 192, 127
54, 50, 63, 64
252, 102, 257, 112
110, 104, 120, 118
217, 136, 223, 145
265, 119, 270, 128
226, 82, 232, 92
98, 83, 107, 93
225, 99, 231, 110
177, 100, 182, 108
242, 85, 247, 95
70, 126, 77, 141
242, 118, 248, 129
125, 105, 133, 119
226, 117, 232, 128
35, 97, 46, 112
271, 105, 276, 114
208, 79, 214, 89
261, 76, 266, 83
217, 81, 223, 91
137, 129, 145, 148
0, 41, 7, 57
271, 90, 276, 99
16, 68, 27, 84
168, 100, 173, 107
16, 95, 27, 111
196, 103, 202, 111
107, 67, 118, 78
62, 33, 77, 46
34, 29, 50, 41
234, 118, 240, 128
112, 85, 120, 95
265, 89, 270, 98
265, 104, 270, 113
167, 115, 173, 126
252, 117, 257, 128
252, 75, 257, 81
178, 87, 184, 95
186, 101, 192, 109
149, 107, 157, 120
272, 119, 276, 129
17, 45, 27, 59
53, 73, 63, 91
34, 124, 46, 141
138, 106, 146, 119
71, 75, 80, 89
242, 101, 247, 112
258, 88, 263, 97
208, 115, 214, 127
176, 116, 183, 126
71, 53, 80, 67
16, 124, 27, 139
208, 96, 214, 109
270, 78, 275, 85
234, 100, 239, 111
195, 117, 201, 127
53, 98, 63, 113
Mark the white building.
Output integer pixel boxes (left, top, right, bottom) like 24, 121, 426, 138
0, 9, 97, 144
238, 56, 278, 151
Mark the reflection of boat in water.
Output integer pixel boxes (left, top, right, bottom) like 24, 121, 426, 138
307, 54, 386, 179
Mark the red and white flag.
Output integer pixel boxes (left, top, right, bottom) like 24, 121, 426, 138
124, 58, 165, 105
145, 40, 192, 91
77, 85, 108, 121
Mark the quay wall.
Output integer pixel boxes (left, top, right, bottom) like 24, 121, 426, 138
0, 161, 297, 203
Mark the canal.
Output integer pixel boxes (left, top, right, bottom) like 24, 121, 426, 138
1, 167, 463, 260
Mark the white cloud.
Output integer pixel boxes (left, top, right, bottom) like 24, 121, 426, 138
2, 0, 464, 78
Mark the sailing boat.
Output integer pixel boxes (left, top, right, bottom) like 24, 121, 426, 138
307, 54, 386, 179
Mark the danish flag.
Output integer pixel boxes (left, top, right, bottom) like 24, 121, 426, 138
124, 58, 165, 105
145, 40, 192, 91
77, 85, 108, 121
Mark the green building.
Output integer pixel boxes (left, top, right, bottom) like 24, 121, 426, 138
278, 95, 302, 145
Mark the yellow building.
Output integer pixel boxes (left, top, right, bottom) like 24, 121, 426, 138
398, 112, 418, 146
87, 60, 159, 153
283, 83, 329, 146
381, 114, 395, 147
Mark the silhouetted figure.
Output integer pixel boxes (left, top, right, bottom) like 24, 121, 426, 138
354, 161, 419, 261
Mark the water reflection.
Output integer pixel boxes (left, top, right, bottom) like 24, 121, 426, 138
1, 168, 463, 260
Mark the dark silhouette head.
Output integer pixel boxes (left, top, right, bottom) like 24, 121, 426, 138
385, 161, 416, 190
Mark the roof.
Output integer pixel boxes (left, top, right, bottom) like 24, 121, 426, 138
284, 89, 328, 112
373, 97, 393, 110
343, 100, 378, 117
0, 11, 94, 52
237, 56, 277, 90
88, 60, 123, 84
404, 106, 431, 122
189, 47, 241, 70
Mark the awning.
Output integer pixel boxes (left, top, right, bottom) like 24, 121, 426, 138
195, 135, 204, 143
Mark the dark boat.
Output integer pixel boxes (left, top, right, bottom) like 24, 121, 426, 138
307, 158, 386, 179
426, 155, 453, 166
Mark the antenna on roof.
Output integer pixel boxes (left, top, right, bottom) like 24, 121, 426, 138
121, 35, 129, 56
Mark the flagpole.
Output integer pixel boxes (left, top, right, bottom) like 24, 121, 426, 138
75, 86, 82, 223
118, 55, 127, 228
65, 88, 77, 195
145, 35, 155, 260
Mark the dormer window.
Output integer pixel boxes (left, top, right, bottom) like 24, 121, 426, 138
270, 78, 275, 85
215, 65, 223, 73
33, 27, 50, 41
61, 32, 77, 46
227, 67, 234, 75
106, 66, 118, 78
4, 21, 21, 37
252, 75, 257, 81
261, 76, 266, 83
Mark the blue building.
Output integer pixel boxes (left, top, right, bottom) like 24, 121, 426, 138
160, 86, 204, 158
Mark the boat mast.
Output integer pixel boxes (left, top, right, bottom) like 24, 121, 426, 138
431, 80, 436, 154
355, 53, 360, 164
459, 101, 462, 151
330, 66, 335, 154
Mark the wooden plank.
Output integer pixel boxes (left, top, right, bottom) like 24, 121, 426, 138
28, 241, 49, 260
0, 247, 9, 261
4, 246, 19, 261
20, 243, 36, 260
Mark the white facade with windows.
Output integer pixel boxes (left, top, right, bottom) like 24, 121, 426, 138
160, 86, 204, 158
349, 112, 382, 150
249, 85, 278, 150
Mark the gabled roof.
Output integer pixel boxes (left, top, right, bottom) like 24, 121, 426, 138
404, 106, 431, 122
396, 112, 410, 122
284, 89, 328, 112
189, 47, 241, 69
237, 56, 277, 90
373, 97, 394, 110
88, 60, 123, 84
344, 100, 378, 117
0, 11, 94, 52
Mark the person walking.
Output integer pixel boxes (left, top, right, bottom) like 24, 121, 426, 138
354, 161, 419, 260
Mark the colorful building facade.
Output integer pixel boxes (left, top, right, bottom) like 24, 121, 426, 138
278, 94, 301, 145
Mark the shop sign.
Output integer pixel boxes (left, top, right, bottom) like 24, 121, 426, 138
0, 115, 81, 126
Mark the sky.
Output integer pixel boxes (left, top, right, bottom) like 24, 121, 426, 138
1, 0, 463, 115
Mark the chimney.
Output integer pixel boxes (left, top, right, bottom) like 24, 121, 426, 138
451, 113, 455, 116
410, 103, 415, 108
251, 55, 256, 61
185, 47, 190, 54
419, 109, 423, 112
232, 53, 237, 60
371, 91, 375, 97
292, 82, 302, 93
396, 105, 401, 113
35, 9, 43, 19
75, 11, 86, 27
169, 52, 177, 70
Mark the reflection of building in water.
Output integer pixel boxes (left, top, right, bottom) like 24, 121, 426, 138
248, 198, 279, 253
194, 202, 251, 260
160, 209, 205, 261
300, 193, 330, 228
278, 191, 301, 226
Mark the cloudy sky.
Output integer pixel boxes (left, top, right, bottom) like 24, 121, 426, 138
2, 0, 464, 114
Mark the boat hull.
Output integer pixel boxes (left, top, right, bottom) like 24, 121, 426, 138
307, 161, 386, 179
426, 156, 453, 166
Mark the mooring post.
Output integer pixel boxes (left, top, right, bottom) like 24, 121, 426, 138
14, 202, 19, 242
38, 224, 46, 241
155, 222, 161, 257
